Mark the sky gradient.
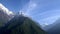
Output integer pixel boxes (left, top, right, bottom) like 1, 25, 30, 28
0, 0, 29, 12
20, 0, 60, 27
0, 0, 60, 27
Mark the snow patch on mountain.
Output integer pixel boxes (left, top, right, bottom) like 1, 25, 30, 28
0, 3, 14, 16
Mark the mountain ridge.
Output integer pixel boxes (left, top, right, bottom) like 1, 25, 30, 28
0, 3, 14, 27
47, 18, 60, 34
0, 15, 47, 34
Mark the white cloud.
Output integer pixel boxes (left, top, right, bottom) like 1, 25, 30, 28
39, 15, 60, 27
44, 23, 49, 25
0, 3, 14, 16
19, 0, 60, 28
28, 2, 37, 9
19, 11, 31, 17
19, 1, 37, 17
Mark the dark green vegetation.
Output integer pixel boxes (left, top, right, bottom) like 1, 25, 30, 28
0, 15, 47, 34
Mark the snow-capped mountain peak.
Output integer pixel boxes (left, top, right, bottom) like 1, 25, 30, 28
0, 3, 14, 27
0, 3, 14, 16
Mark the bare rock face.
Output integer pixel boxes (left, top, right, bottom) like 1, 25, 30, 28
0, 10, 9, 26
0, 3, 14, 27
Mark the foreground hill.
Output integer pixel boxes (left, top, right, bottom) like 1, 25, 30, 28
0, 15, 47, 34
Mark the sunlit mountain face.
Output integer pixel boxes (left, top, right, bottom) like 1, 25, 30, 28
0, 3, 14, 27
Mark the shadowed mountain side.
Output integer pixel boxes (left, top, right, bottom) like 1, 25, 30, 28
0, 4, 14, 27
0, 15, 47, 34
0, 10, 10, 27
47, 19, 60, 34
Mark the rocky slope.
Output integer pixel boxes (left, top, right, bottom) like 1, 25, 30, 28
0, 15, 47, 34
0, 3, 14, 27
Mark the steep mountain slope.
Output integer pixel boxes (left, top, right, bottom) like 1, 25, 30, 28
47, 19, 60, 34
0, 3, 14, 27
0, 10, 10, 26
0, 15, 47, 34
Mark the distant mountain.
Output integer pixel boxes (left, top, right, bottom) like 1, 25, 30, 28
0, 10, 10, 27
0, 3, 14, 27
47, 18, 60, 34
0, 15, 47, 34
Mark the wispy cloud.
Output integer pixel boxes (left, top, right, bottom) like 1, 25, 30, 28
19, 0, 37, 17
19, 0, 60, 28
39, 15, 60, 27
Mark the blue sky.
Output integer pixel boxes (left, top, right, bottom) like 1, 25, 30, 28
0, 0, 29, 12
0, 0, 60, 27
20, 0, 60, 27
